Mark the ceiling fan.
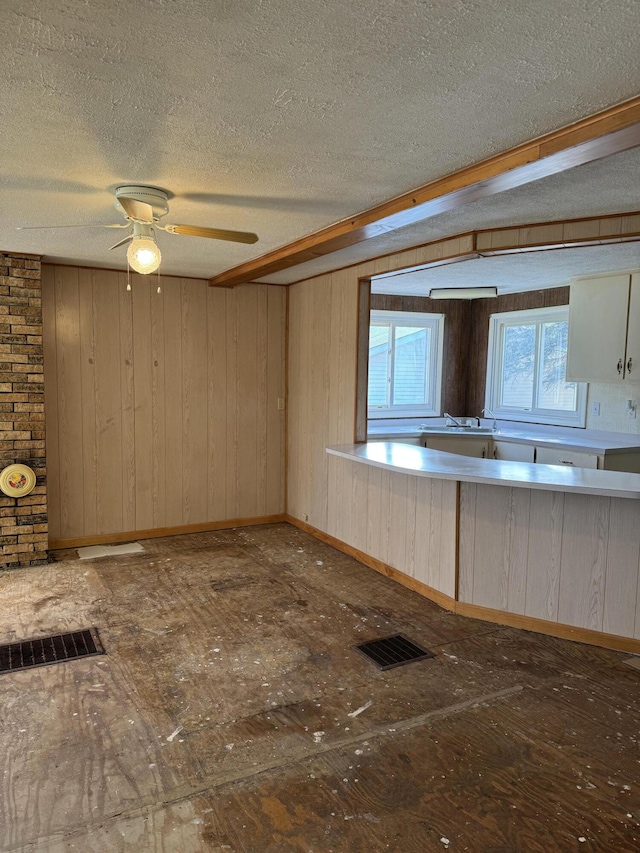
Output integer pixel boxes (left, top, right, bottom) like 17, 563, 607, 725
17, 185, 259, 275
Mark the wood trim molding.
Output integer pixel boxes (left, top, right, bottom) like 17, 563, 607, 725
284, 286, 290, 512
320, 212, 640, 283
279, 210, 640, 286
284, 514, 640, 655
208, 97, 640, 288
285, 514, 459, 611
354, 279, 371, 443
359, 243, 479, 279
48, 514, 287, 550
454, 602, 640, 656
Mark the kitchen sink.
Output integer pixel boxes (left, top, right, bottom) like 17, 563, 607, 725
419, 425, 494, 435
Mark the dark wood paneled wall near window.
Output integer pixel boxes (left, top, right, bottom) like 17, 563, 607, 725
465, 286, 569, 416
370, 294, 471, 416
371, 287, 569, 419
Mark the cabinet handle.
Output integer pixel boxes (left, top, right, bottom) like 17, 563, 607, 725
617, 358, 623, 374
558, 459, 574, 465
628, 357, 633, 375
482, 448, 486, 458
493, 447, 497, 459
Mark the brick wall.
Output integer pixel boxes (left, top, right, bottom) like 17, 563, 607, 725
0, 252, 47, 569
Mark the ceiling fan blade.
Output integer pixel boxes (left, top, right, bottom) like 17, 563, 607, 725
16, 223, 128, 230
118, 197, 154, 222
163, 224, 259, 244
109, 235, 133, 251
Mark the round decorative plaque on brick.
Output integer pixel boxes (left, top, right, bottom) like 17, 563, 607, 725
0, 464, 36, 498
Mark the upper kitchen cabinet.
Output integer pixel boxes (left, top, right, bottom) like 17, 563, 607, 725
626, 273, 640, 381
567, 272, 640, 383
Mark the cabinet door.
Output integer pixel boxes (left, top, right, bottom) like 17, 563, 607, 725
624, 273, 640, 380
567, 274, 631, 382
535, 446, 599, 469
425, 437, 489, 458
492, 440, 535, 462
601, 450, 640, 474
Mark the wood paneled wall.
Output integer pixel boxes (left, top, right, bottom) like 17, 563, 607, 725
287, 231, 574, 542
287, 234, 487, 530
42, 266, 285, 543
287, 269, 358, 529
458, 482, 640, 639
326, 455, 457, 598
466, 286, 569, 414
371, 294, 471, 416
286, 235, 640, 650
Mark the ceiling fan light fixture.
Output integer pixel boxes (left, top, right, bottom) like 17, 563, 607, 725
127, 235, 161, 274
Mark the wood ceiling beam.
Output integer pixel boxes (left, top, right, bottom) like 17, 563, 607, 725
208, 96, 640, 288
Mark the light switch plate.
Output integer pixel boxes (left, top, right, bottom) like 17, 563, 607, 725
590, 402, 601, 417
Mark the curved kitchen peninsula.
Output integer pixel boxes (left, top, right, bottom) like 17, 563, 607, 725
325, 442, 640, 653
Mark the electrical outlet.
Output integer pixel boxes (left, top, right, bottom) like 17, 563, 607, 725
303, 513, 309, 521
590, 402, 601, 417
277, 397, 285, 411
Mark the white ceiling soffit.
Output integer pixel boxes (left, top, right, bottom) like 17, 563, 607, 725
371, 243, 640, 297
258, 147, 640, 284
1, 1, 639, 279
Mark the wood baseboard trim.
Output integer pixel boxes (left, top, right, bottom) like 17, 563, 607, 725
284, 514, 457, 610
49, 514, 287, 550
284, 514, 640, 655
453, 602, 640, 655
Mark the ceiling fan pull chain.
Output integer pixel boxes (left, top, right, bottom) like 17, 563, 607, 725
156, 266, 161, 294
126, 262, 132, 291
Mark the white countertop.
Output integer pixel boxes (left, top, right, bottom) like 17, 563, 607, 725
328, 442, 640, 499
367, 422, 640, 454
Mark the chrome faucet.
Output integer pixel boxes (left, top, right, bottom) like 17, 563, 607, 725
444, 412, 464, 427
482, 407, 498, 431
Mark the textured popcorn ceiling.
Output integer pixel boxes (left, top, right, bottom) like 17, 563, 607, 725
372, 243, 640, 296
1, 0, 639, 279
261, 147, 640, 284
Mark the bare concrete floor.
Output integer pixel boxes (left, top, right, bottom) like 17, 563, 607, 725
0, 522, 639, 852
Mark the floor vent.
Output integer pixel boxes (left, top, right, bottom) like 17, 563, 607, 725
0, 628, 104, 675
353, 634, 435, 670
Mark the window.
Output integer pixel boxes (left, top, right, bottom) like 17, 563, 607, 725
486, 306, 587, 427
368, 310, 444, 418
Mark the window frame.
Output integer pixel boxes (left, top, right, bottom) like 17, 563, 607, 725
368, 309, 444, 419
485, 305, 588, 428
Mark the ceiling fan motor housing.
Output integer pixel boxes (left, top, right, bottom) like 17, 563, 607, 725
114, 186, 169, 220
